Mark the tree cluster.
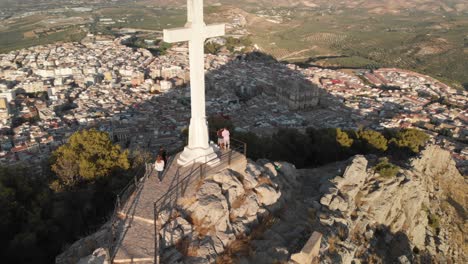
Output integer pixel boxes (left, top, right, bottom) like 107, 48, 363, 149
0, 129, 141, 263
235, 127, 430, 168
204, 41, 222, 55
204, 37, 253, 55
51, 129, 130, 188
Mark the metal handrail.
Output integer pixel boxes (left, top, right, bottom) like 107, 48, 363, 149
152, 138, 246, 264
109, 160, 151, 260
108, 137, 247, 263
152, 145, 243, 208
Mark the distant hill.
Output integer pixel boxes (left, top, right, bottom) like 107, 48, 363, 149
140, 0, 468, 14
2, 0, 467, 14
246, 0, 468, 14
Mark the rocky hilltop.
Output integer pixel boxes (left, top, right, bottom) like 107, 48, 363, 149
315, 145, 466, 263
59, 145, 466, 263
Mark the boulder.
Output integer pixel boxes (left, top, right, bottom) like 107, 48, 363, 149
197, 181, 222, 198
212, 170, 245, 206
231, 193, 260, 219
189, 181, 231, 232
188, 236, 220, 262
398, 255, 411, 264
216, 231, 236, 247
162, 248, 183, 264
77, 248, 109, 264
158, 208, 178, 227
160, 226, 183, 248
254, 184, 281, 206
56, 224, 110, 264
320, 193, 334, 207
160, 217, 193, 248
232, 221, 250, 236
245, 160, 264, 177
328, 195, 348, 212
241, 165, 260, 189
276, 162, 298, 184
336, 155, 368, 189
262, 162, 279, 178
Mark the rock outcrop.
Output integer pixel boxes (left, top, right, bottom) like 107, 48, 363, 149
77, 248, 109, 264
241, 145, 466, 263
314, 146, 467, 263
155, 159, 292, 263
56, 224, 110, 264
57, 145, 467, 263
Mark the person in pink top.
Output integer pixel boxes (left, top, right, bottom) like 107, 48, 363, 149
221, 127, 230, 150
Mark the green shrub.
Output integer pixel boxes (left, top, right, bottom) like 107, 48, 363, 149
390, 128, 430, 153
373, 158, 400, 178
51, 129, 129, 187
357, 129, 388, 152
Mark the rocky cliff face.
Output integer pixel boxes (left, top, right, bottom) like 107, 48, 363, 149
314, 145, 467, 263
57, 145, 467, 263
156, 159, 298, 263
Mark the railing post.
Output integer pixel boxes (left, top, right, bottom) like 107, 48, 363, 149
244, 142, 247, 157
116, 195, 121, 210
145, 163, 149, 179
228, 149, 232, 166
134, 175, 138, 186
199, 164, 203, 179
154, 202, 160, 264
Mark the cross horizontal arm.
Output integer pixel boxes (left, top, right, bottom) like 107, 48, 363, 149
163, 23, 225, 44
163, 27, 192, 43
204, 23, 225, 39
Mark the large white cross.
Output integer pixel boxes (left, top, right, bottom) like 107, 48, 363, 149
163, 0, 225, 165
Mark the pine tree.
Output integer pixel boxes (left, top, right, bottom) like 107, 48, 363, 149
51, 129, 129, 187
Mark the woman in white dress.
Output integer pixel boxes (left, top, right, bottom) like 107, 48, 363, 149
154, 155, 165, 181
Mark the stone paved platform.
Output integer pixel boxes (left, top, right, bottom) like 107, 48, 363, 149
112, 149, 246, 264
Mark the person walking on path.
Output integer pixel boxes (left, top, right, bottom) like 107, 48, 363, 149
217, 128, 224, 149
222, 127, 230, 150
154, 155, 165, 181
158, 146, 167, 169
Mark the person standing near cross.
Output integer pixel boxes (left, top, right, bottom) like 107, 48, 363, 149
163, 0, 224, 165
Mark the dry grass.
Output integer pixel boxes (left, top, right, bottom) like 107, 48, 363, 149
349, 224, 365, 243
231, 193, 248, 210
354, 191, 364, 208
256, 176, 274, 187
250, 213, 278, 240
216, 215, 278, 262
328, 236, 338, 254
366, 254, 383, 264
337, 225, 348, 241
350, 209, 358, 220
215, 239, 253, 263
187, 215, 215, 238
194, 177, 205, 192
354, 245, 367, 259
229, 190, 255, 221
176, 237, 199, 257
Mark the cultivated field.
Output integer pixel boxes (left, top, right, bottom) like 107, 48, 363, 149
242, 7, 468, 88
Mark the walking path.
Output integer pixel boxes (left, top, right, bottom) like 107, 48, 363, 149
112, 148, 246, 263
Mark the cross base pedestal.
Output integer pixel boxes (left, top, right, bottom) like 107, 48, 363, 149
177, 144, 219, 166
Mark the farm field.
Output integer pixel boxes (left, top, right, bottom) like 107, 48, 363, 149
0, 0, 467, 88
244, 7, 468, 88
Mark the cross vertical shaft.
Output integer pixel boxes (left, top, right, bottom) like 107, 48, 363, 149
163, 0, 225, 165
